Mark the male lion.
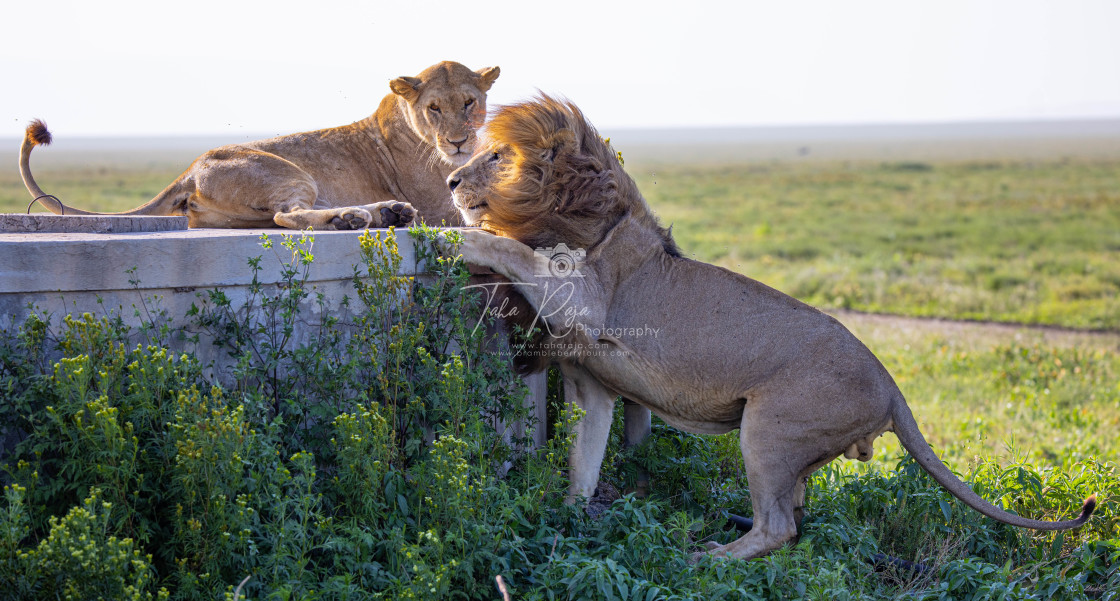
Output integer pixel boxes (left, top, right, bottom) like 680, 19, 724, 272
19, 61, 499, 229
443, 96, 1096, 560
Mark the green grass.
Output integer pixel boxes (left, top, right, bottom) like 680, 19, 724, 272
632, 159, 1120, 330
0, 161, 187, 215
822, 313, 1119, 469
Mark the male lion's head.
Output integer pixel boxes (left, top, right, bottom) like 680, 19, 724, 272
389, 61, 500, 167
448, 95, 678, 254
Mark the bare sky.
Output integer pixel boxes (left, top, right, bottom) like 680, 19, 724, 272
4, 0, 1119, 137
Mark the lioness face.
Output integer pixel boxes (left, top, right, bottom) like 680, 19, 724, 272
390, 63, 500, 167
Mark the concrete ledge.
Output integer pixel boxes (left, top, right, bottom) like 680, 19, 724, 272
1, 227, 418, 294
1, 224, 421, 293
0, 214, 189, 234
0, 227, 422, 367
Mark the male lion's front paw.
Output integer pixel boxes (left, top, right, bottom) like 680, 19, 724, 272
328, 208, 373, 230
434, 230, 460, 256
456, 228, 493, 262
378, 202, 415, 228
431, 229, 488, 266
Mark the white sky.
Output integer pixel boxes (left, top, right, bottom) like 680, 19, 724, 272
4, 0, 1119, 137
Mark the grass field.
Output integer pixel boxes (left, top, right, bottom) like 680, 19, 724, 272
829, 311, 1119, 469
2, 134, 1119, 598
630, 158, 1120, 331
0, 151, 192, 215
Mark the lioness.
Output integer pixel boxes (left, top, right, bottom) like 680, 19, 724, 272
19, 61, 499, 229
443, 96, 1096, 560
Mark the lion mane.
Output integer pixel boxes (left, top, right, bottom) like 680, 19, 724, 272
473, 97, 679, 257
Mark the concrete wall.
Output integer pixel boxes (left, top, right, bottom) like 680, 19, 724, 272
1, 228, 410, 359
0, 225, 546, 446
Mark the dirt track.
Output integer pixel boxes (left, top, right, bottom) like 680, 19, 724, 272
830, 310, 1120, 351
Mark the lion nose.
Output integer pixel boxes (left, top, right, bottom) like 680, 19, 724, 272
449, 136, 468, 150
448, 176, 461, 192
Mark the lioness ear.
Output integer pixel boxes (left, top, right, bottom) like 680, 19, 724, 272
390, 76, 422, 102
540, 129, 577, 163
475, 66, 500, 92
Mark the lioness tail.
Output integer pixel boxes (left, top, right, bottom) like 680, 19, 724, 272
19, 119, 100, 215
20, 120, 122, 216
26, 119, 53, 146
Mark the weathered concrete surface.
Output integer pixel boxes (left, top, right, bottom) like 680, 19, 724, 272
0, 214, 188, 234
1, 228, 411, 378
1, 227, 416, 295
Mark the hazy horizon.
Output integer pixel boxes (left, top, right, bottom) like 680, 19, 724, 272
6, 117, 1119, 166
7, 115, 1120, 146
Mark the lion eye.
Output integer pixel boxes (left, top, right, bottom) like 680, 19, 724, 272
488, 152, 500, 162
464, 98, 475, 108
429, 104, 441, 113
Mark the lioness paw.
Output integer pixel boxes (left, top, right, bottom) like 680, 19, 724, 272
328, 208, 373, 230
379, 202, 415, 227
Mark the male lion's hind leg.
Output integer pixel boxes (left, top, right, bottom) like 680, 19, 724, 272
695, 414, 804, 562
700, 463, 800, 561
793, 475, 808, 536
622, 399, 652, 497
725, 476, 805, 537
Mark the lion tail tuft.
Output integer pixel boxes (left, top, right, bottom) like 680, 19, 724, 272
26, 119, 52, 146
1079, 494, 1097, 521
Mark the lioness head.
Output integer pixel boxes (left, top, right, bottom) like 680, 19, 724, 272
448, 95, 661, 251
390, 61, 500, 167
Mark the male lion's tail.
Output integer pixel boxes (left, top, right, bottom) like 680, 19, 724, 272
891, 397, 1095, 530
20, 120, 187, 217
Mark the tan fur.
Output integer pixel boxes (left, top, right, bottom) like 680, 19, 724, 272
446, 96, 1096, 560
20, 61, 499, 230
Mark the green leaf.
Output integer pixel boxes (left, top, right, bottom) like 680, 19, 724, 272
1051, 531, 1065, 558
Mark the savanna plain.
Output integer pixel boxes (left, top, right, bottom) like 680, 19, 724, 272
1, 126, 1118, 599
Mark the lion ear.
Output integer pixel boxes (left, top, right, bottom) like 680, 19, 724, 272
475, 66, 500, 92
390, 76, 422, 102
540, 129, 577, 163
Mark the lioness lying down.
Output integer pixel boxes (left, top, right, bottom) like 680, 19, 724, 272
444, 96, 1096, 560
19, 61, 499, 229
